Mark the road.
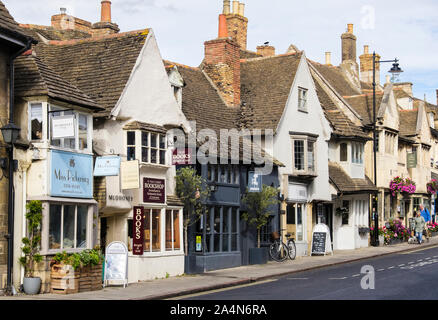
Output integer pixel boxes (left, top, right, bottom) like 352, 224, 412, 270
176, 244, 438, 300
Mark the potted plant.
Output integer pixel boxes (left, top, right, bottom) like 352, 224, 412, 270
241, 184, 280, 265
427, 179, 438, 195
19, 200, 43, 295
389, 176, 416, 197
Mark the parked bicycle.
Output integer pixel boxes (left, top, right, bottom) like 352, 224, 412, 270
269, 231, 296, 262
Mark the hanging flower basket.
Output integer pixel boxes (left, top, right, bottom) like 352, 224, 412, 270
427, 179, 438, 195
389, 176, 416, 197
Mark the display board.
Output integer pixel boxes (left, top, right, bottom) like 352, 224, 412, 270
103, 241, 128, 288
311, 224, 333, 256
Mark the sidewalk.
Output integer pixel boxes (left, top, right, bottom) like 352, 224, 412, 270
2, 237, 438, 300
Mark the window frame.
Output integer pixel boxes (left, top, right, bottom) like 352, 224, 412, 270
298, 87, 308, 112
290, 135, 317, 175
125, 130, 168, 165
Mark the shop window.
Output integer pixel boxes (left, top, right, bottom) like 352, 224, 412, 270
30, 103, 43, 141
144, 209, 161, 252
205, 206, 239, 253
165, 210, 181, 251
48, 204, 89, 251
296, 204, 304, 241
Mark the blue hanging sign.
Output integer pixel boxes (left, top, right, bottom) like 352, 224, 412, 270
94, 156, 121, 176
248, 171, 262, 193
50, 150, 93, 198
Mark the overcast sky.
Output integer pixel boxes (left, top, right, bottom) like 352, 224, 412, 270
4, 0, 438, 102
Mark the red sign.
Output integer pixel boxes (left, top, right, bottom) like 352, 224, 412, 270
132, 206, 144, 255
172, 148, 194, 165
143, 178, 166, 204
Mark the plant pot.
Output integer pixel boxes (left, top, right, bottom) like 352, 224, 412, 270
249, 247, 268, 265
23, 277, 41, 295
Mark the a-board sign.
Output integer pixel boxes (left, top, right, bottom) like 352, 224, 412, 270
311, 224, 333, 256
103, 241, 128, 288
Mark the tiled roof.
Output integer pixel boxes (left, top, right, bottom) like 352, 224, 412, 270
343, 94, 384, 126
329, 162, 377, 194
34, 30, 150, 116
20, 24, 91, 41
123, 121, 167, 134
14, 53, 100, 110
239, 53, 303, 131
0, 1, 32, 42
239, 49, 261, 59
399, 109, 418, 137
308, 61, 361, 97
313, 80, 369, 140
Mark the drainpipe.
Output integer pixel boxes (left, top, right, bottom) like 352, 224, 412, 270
6, 38, 33, 295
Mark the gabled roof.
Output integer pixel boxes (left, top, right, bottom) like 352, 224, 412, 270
329, 161, 377, 194
14, 53, 100, 110
0, 1, 33, 43
399, 109, 418, 137
34, 29, 150, 116
343, 94, 384, 126
239, 53, 303, 131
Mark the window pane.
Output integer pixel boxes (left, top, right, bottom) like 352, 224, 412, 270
340, 143, 348, 161
159, 134, 166, 149
152, 209, 161, 251
127, 147, 136, 161
166, 210, 172, 251
65, 138, 75, 149
207, 164, 213, 181
78, 114, 88, 150
142, 131, 148, 147
294, 140, 304, 170
151, 133, 157, 148
160, 150, 166, 165
144, 210, 151, 252
297, 204, 303, 241
214, 234, 220, 252
223, 234, 229, 252
287, 204, 296, 224
307, 141, 315, 172
151, 149, 158, 164
63, 205, 75, 249
127, 131, 135, 146
142, 147, 148, 163
214, 207, 221, 234
223, 208, 230, 233
76, 205, 87, 248
49, 204, 62, 250
173, 211, 180, 250
30, 104, 43, 140
227, 165, 233, 183
235, 166, 239, 184
220, 165, 228, 183
231, 208, 237, 233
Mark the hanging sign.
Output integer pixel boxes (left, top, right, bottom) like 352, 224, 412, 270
120, 160, 140, 190
143, 178, 166, 204
103, 241, 128, 288
51, 115, 75, 139
94, 156, 121, 176
248, 171, 262, 193
407, 152, 417, 169
311, 224, 333, 256
132, 206, 144, 255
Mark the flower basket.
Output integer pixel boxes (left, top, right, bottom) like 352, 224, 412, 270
427, 179, 438, 195
389, 176, 416, 197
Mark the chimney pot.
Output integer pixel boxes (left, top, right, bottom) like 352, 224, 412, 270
223, 0, 231, 14
101, 0, 112, 23
325, 52, 332, 65
364, 45, 369, 54
347, 23, 354, 34
60, 7, 67, 15
232, 1, 239, 15
239, 3, 245, 16
218, 14, 228, 38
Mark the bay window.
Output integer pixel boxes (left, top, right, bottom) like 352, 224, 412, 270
126, 130, 167, 165
291, 134, 317, 174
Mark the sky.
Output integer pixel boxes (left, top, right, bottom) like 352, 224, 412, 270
4, 0, 438, 103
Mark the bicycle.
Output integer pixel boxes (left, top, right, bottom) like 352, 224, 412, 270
269, 231, 296, 262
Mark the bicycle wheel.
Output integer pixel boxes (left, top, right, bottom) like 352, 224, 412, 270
269, 241, 288, 262
287, 239, 296, 260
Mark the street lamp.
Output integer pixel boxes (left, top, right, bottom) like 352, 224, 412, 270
372, 52, 403, 247
1, 121, 20, 295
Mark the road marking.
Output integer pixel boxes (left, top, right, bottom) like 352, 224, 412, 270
399, 244, 438, 254
329, 277, 347, 280
351, 274, 361, 278
398, 264, 405, 267
408, 262, 415, 264
425, 257, 431, 260
377, 269, 385, 272
286, 278, 309, 280
388, 266, 395, 269
417, 259, 424, 262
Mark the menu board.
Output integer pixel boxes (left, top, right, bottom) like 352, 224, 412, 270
311, 232, 327, 255
103, 241, 128, 288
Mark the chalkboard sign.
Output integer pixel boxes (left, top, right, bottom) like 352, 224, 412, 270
311, 232, 326, 254
311, 224, 333, 256
103, 241, 128, 288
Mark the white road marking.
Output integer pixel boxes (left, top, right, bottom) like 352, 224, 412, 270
398, 264, 405, 267
408, 262, 415, 264
388, 266, 395, 269
329, 277, 347, 280
286, 278, 309, 280
377, 269, 385, 272
351, 274, 361, 278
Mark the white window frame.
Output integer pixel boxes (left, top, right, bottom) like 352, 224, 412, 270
298, 87, 308, 112
291, 135, 317, 175
125, 130, 167, 165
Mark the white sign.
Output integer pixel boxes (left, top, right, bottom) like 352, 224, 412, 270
288, 183, 307, 202
120, 160, 140, 190
52, 115, 75, 139
103, 241, 128, 288
311, 223, 333, 256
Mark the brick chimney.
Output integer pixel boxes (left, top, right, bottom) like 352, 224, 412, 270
341, 24, 357, 63
257, 45, 276, 57
359, 45, 381, 84
92, 1, 120, 37
203, 13, 241, 106
224, 0, 248, 50
51, 7, 92, 32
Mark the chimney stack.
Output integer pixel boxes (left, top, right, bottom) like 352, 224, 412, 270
218, 14, 228, 38
92, 0, 119, 36
101, 0, 112, 23
325, 52, 332, 65
223, 0, 231, 14
224, 1, 248, 50
257, 45, 276, 57
359, 45, 380, 85
341, 23, 357, 63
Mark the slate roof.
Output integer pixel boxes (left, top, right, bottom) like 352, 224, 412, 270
20, 24, 91, 41
0, 1, 33, 42
329, 162, 377, 194
308, 61, 361, 97
34, 29, 150, 116
14, 53, 100, 110
239, 53, 303, 131
399, 109, 418, 137
343, 94, 384, 126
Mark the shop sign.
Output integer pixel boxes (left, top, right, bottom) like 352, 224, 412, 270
132, 206, 144, 255
103, 241, 128, 288
51, 114, 75, 139
94, 156, 121, 176
196, 235, 202, 252
407, 152, 417, 169
248, 171, 262, 193
120, 160, 140, 190
50, 150, 93, 199
172, 148, 194, 165
143, 178, 166, 204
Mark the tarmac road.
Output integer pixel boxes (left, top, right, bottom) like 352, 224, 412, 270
179, 244, 438, 300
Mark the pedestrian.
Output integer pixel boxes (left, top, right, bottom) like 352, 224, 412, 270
414, 211, 426, 244
419, 204, 431, 242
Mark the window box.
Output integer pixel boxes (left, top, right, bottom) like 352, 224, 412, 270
358, 227, 370, 234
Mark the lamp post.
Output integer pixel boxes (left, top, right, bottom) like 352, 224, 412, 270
1, 122, 20, 294
372, 52, 403, 246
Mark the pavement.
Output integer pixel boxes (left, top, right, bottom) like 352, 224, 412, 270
2, 237, 438, 300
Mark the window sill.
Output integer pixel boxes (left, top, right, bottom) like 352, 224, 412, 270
139, 162, 171, 170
